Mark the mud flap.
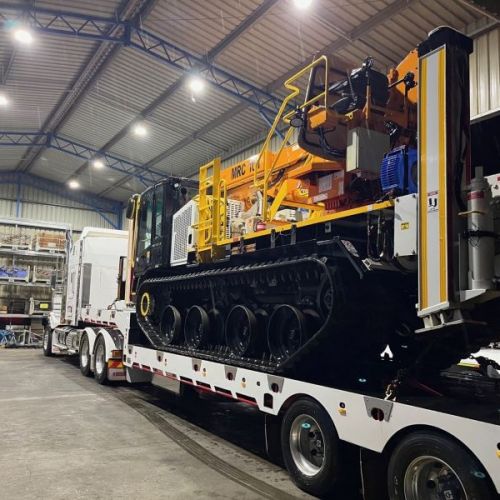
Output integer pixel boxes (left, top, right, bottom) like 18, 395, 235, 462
264, 413, 284, 466
360, 447, 388, 500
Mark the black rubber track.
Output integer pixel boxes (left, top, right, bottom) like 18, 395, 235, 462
136, 256, 341, 374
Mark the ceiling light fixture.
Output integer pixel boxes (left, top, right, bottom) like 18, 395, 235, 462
0, 94, 9, 106
133, 122, 148, 137
188, 75, 205, 94
13, 27, 33, 45
92, 158, 105, 169
293, 0, 312, 9
68, 179, 80, 189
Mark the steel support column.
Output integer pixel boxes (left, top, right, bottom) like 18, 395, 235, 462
15, 175, 21, 217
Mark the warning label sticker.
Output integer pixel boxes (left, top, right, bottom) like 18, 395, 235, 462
427, 191, 438, 212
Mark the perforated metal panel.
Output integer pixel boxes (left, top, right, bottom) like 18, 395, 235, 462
171, 200, 198, 266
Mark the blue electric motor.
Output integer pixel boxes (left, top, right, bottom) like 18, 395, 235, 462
380, 146, 418, 194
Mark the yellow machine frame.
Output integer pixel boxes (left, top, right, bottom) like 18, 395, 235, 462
191, 50, 419, 263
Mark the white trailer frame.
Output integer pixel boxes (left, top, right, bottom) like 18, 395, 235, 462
113, 308, 500, 498
45, 300, 500, 497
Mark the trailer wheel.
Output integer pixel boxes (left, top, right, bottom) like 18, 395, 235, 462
79, 334, 91, 377
42, 327, 53, 357
281, 398, 341, 497
93, 336, 108, 385
387, 431, 494, 500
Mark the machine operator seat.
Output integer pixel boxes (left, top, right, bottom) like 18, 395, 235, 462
329, 59, 389, 115
297, 57, 389, 161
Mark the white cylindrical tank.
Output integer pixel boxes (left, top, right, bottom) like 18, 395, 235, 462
468, 167, 495, 290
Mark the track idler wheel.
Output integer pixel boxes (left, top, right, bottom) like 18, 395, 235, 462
160, 305, 182, 345
184, 306, 210, 349
267, 305, 306, 359
139, 291, 154, 317
225, 305, 258, 356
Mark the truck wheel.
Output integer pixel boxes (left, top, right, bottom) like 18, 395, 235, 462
93, 336, 108, 385
79, 334, 92, 377
387, 431, 494, 500
281, 398, 341, 497
42, 327, 53, 357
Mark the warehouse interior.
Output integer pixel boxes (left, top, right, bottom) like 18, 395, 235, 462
0, 0, 499, 231
1, 1, 500, 499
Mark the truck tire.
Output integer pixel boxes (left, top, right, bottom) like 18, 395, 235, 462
387, 431, 494, 500
281, 398, 342, 497
79, 334, 91, 377
42, 327, 53, 357
93, 336, 108, 385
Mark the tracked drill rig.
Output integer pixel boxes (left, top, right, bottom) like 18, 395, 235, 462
126, 27, 500, 385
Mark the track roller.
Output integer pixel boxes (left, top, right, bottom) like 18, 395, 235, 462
184, 305, 210, 349
268, 305, 306, 359
160, 305, 182, 345
225, 305, 258, 356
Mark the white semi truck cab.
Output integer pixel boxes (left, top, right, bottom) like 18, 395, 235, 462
44, 227, 130, 382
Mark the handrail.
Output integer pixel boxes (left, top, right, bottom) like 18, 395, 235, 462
252, 55, 329, 220
193, 158, 225, 261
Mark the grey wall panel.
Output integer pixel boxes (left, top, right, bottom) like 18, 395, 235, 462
0, 184, 118, 231
470, 27, 500, 121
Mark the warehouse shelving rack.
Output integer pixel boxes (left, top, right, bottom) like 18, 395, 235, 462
0, 218, 71, 346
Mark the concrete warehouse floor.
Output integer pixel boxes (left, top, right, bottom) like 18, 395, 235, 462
0, 349, 311, 500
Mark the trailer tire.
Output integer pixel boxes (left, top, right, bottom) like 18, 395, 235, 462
42, 327, 53, 357
93, 336, 108, 385
281, 398, 342, 497
387, 431, 494, 500
79, 334, 92, 377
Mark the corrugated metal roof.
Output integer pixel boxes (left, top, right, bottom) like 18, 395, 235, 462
201, 107, 270, 153
81, 47, 182, 116
216, 0, 368, 86
0, 0, 495, 204
151, 83, 241, 136
156, 139, 222, 176
143, 0, 262, 58
36, 0, 124, 18
0, 146, 29, 170
29, 148, 128, 192
103, 175, 150, 200
109, 119, 187, 164
30, 148, 85, 180
0, 32, 99, 131
59, 92, 137, 147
